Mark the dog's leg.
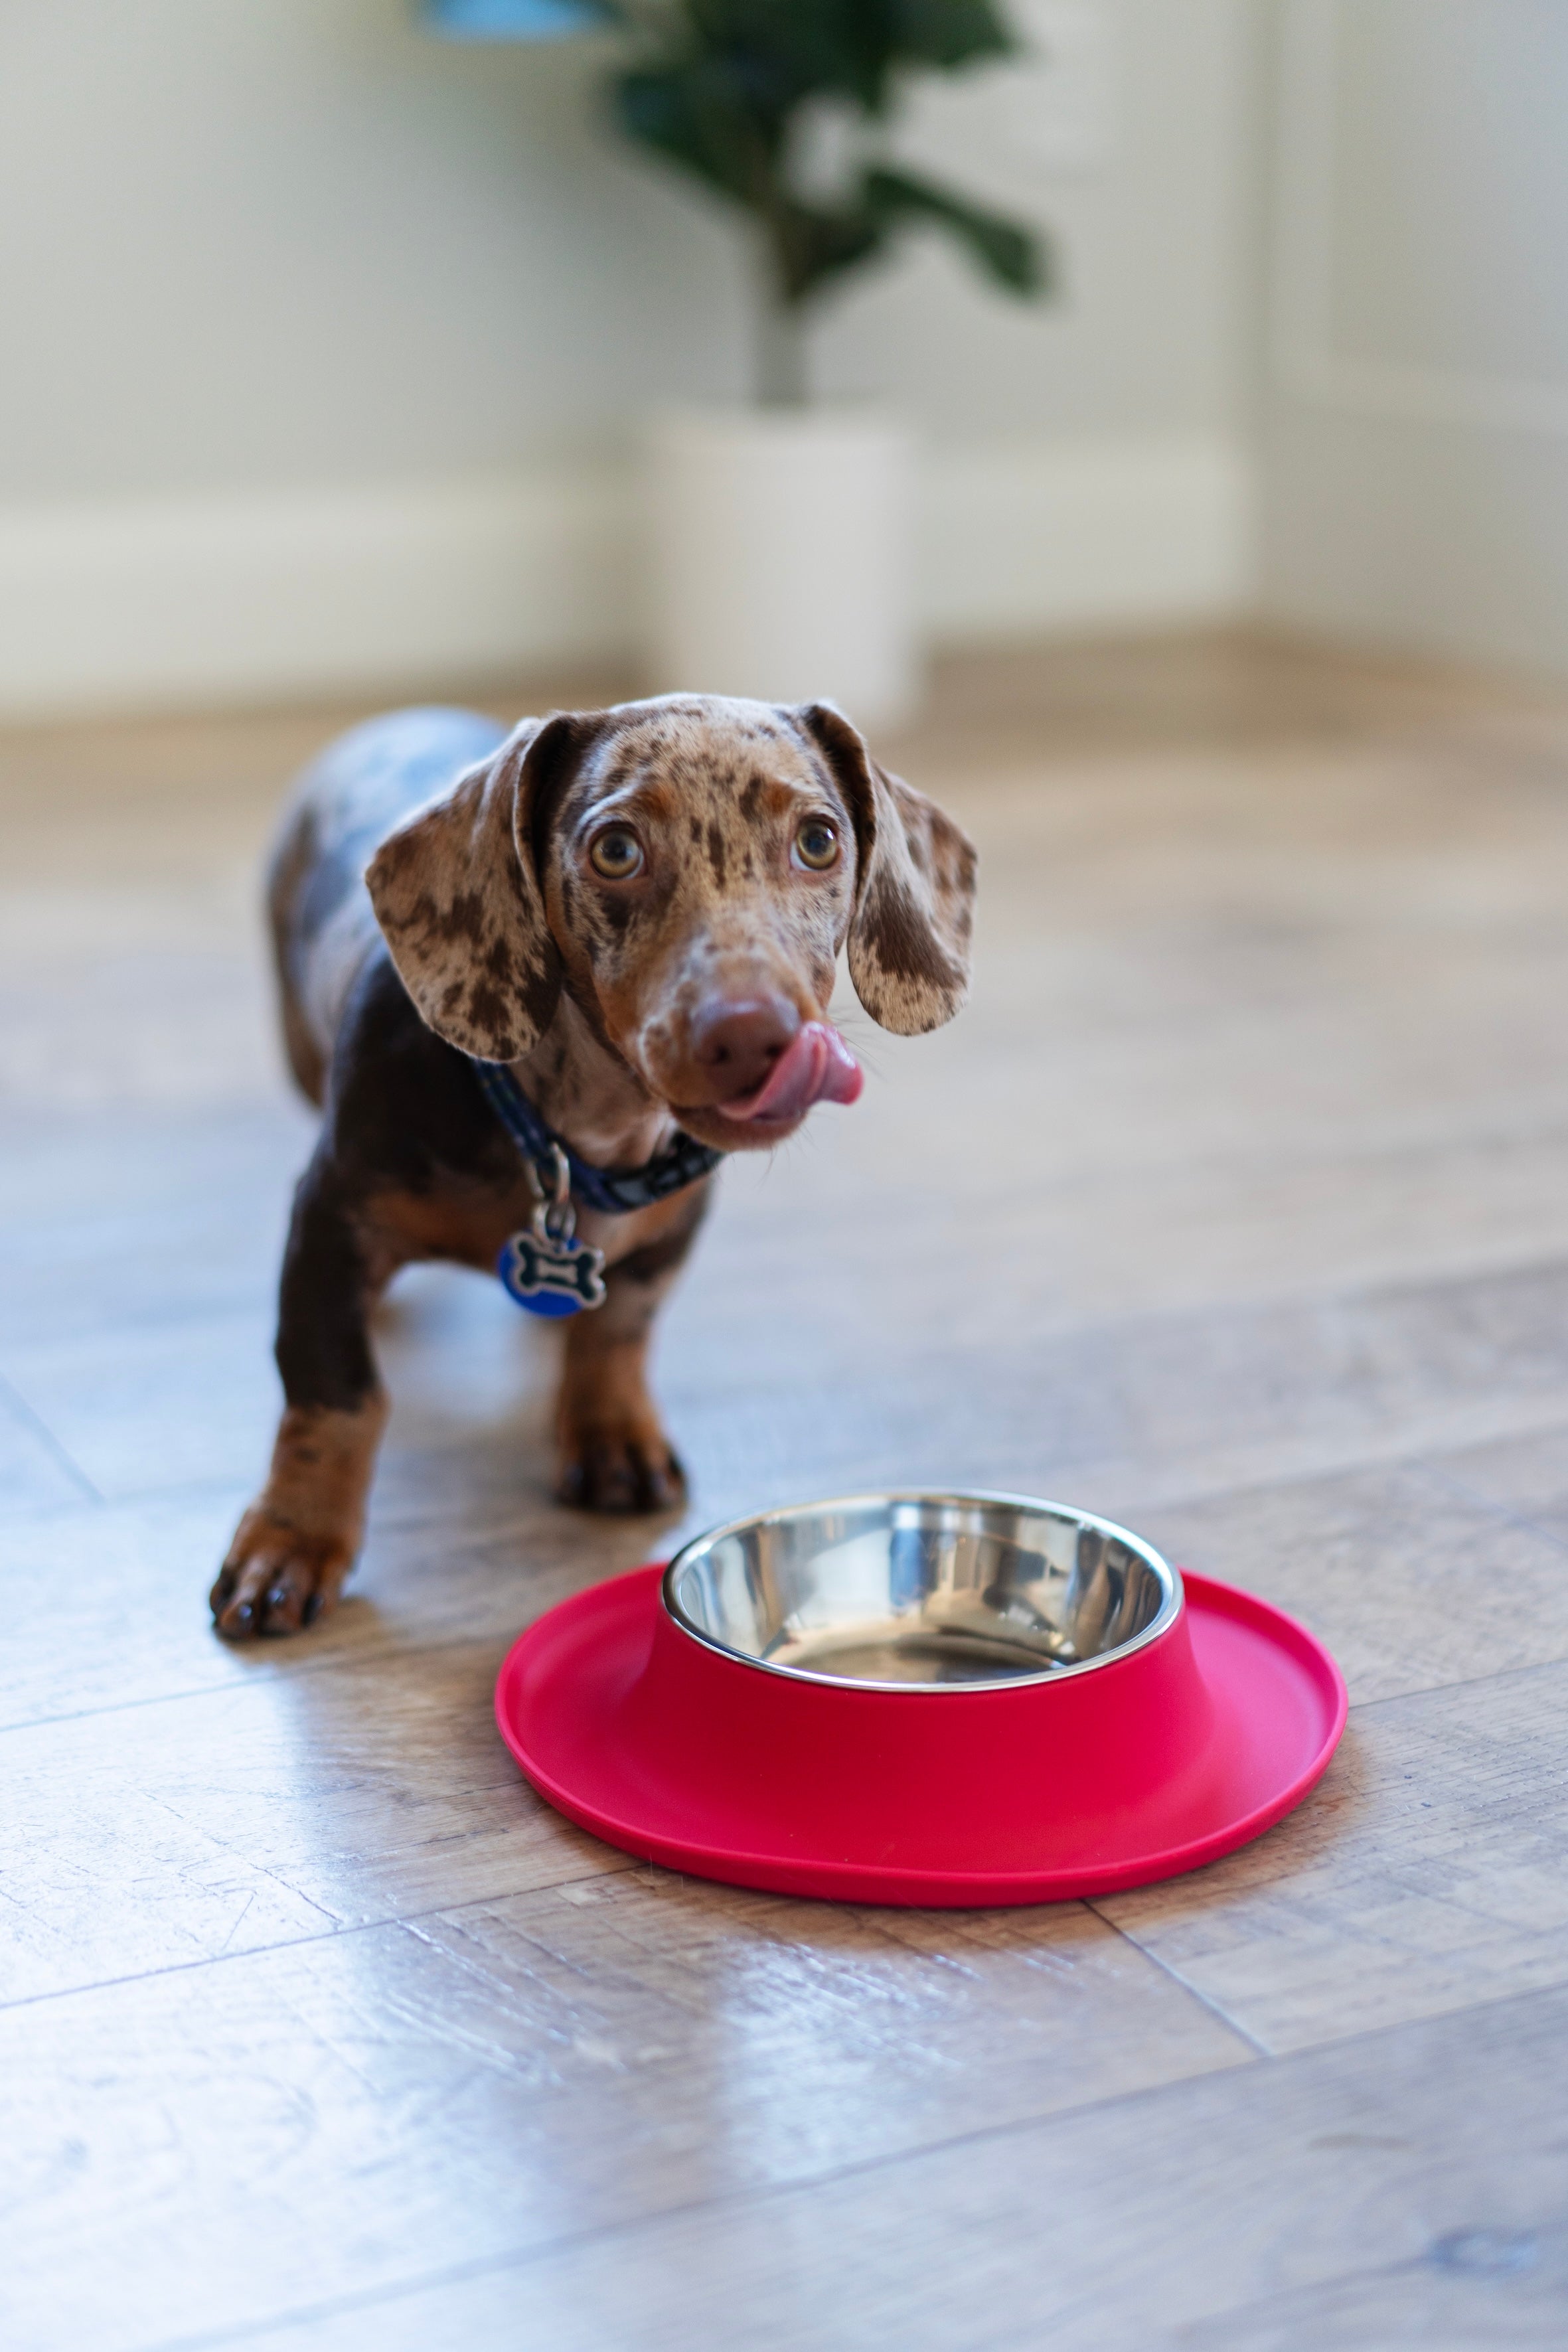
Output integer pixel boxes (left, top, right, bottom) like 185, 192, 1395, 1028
556, 1187, 708, 1514
212, 1154, 389, 1637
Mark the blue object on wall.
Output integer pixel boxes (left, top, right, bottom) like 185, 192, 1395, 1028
423, 0, 607, 37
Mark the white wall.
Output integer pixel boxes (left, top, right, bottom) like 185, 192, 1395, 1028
0, 0, 1259, 714
1260, 0, 1568, 679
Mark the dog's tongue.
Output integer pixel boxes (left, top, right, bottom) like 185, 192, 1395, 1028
721, 1022, 864, 1124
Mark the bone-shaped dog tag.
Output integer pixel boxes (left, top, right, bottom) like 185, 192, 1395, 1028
497, 1142, 609, 1318
498, 1227, 607, 1318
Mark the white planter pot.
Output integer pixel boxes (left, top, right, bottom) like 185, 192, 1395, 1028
642, 406, 919, 731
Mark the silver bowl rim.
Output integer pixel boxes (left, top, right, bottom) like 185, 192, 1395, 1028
660, 1488, 1185, 1693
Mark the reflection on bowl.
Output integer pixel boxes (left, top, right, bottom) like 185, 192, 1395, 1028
663, 1490, 1181, 1690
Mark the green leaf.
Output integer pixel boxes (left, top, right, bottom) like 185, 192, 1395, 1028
676, 2, 1016, 114
614, 62, 779, 208
686, 3, 894, 113
863, 163, 1046, 296
886, 1, 1018, 73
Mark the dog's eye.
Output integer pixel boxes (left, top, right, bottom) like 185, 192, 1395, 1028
794, 818, 839, 871
589, 826, 643, 880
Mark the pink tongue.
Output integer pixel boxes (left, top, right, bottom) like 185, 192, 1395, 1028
721, 1022, 864, 1123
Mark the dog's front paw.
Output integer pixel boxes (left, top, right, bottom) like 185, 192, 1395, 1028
210, 1506, 356, 1639
556, 1427, 686, 1516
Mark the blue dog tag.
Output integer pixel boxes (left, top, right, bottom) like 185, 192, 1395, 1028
499, 1227, 607, 1318
497, 1141, 607, 1318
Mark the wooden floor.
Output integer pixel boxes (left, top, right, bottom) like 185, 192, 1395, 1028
3, 632, 1568, 2349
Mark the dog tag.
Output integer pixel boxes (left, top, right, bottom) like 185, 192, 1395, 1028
498, 1227, 607, 1318
497, 1142, 607, 1318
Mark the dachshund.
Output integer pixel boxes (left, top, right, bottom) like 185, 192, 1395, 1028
211, 695, 976, 1637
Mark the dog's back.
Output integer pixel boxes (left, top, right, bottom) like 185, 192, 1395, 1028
267, 706, 507, 1103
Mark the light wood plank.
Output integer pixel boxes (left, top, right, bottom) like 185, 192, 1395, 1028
11, 1240, 1568, 1565
654, 1252, 1568, 1579
0, 1304, 285, 1498
1179, 2223, 1567, 2349
1097, 1660, 1568, 2054
1430, 1421, 1568, 1553
0, 1881, 1249, 2352
0, 1377, 92, 1516
0, 1643, 625, 2003
1140, 1452, 1568, 1705
0, 1107, 307, 1348
129, 1978, 1568, 2352
0, 1101, 308, 1229
0, 1482, 666, 1731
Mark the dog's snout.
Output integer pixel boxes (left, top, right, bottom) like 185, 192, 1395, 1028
690, 996, 801, 1097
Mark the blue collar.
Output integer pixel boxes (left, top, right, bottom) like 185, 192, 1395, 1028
472, 1060, 722, 1216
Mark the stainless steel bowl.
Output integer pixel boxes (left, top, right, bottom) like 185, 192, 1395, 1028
663, 1491, 1181, 1692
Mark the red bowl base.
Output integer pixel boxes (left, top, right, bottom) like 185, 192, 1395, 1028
495, 1565, 1346, 1907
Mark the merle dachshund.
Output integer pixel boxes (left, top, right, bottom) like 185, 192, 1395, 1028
212, 696, 976, 1638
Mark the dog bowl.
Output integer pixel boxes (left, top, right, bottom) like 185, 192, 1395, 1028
495, 1491, 1346, 1907
664, 1492, 1180, 1687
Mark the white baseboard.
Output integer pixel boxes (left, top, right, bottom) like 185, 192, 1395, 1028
921, 434, 1257, 641
0, 469, 629, 721
0, 433, 1256, 720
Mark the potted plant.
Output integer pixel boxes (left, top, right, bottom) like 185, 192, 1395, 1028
427, 1, 1047, 720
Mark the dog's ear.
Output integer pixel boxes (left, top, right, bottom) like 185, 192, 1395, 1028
795, 702, 977, 1035
365, 712, 591, 1061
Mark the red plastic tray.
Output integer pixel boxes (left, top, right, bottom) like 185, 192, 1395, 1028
495, 1563, 1346, 1907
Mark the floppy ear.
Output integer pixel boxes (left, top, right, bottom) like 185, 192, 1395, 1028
796, 702, 977, 1035
365, 712, 588, 1061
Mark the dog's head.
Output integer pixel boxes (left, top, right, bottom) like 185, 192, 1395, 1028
365, 694, 977, 1150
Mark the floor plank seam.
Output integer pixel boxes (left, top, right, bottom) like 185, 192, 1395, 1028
0, 1860, 643, 2015
0, 1363, 102, 1503
1107, 1398, 1568, 1526
1083, 1902, 1273, 2059
1089, 1922, 1568, 2072
1350, 1646, 1568, 1715
136, 1778, 348, 1931
0, 1623, 522, 1738
1417, 1456, 1568, 1560
0, 1473, 252, 1526
0, 1469, 590, 1547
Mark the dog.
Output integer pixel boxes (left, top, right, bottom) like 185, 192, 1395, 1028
211, 694, 977, 1638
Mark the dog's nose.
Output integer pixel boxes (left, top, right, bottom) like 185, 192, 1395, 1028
690, 996, 802, 1099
